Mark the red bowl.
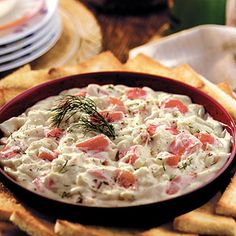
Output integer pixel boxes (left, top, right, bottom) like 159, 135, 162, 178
0, 72, 235, 227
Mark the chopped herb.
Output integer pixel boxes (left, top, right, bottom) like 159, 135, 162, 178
169, 175, 176, 181
178, 158, 193, 170
76, 192, 83, 203
107, 85, 114, 90
162, 162, 166, 171
58, 160, 68, 173
51, 95, 116, 139
61, 191, 72, 198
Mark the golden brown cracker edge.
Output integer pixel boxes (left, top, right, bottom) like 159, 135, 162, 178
0, 51, 123, 105
125, 54, 204, 88
139, 224, 197, 236
217, 81, 236, 99
216, 173, 236, 218
54, 219, 135, 236
10, 211, 56, 236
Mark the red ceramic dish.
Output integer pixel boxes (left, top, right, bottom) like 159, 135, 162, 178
0, 72, 235, 227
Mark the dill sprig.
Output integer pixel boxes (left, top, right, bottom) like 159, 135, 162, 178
51, 95, 116, 139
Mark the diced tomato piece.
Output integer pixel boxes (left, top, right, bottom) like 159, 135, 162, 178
161, 99, 188, 114
126, 88, 147, 99
195, 133, 215, 150
168, 133, 201, 156
46, 128, 63, 138
88, 169, 107, 179
0, 146, 19, 159
109, 97, 125, 113
166, 174, 196, 195
147, 124, 158, 136
147, 124, 179, 136
99, 111, 124, 123
33, 178, 45, 193
115, 170, 136, 188
38, 151, 56, 161
125, 154, 138, 165
119, 145, 141, 165
166, 154, 181, 167
45, 178, 56, 190
166, 176, 181, 195
165, 127, 179, 135
74, 91, 87, 97
76, 135, 109, 152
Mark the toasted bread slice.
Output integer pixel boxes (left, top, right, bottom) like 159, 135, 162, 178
10, 211, 56, 236
54, 220, 134, 236
125, 54, 204, 88
216, 173, 236, 217
139, 224, 197, 236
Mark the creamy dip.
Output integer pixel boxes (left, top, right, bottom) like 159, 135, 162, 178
0, 84, 232, 207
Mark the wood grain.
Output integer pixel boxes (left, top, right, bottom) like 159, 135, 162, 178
80, 0, 169, 62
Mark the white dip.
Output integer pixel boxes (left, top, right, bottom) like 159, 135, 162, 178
0, 84, 231, 206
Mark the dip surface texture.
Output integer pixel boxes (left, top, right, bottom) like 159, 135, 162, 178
0, 84, 232, 206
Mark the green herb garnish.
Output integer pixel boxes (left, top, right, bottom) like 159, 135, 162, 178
51, 95, 116, 139
58, 160, 68, 173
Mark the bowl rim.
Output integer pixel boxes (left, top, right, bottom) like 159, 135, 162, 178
0, 71, 235, 209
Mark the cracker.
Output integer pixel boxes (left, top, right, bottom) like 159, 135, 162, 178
48, 51, 123, 79
216, 173, 236, 217
199, 75, 236, 122
54, 220, 134, 236
0, 183, 26, 221
172, 64, 204, 89
217, 81, 236, 99
139, 224, 197, 236
0, 51, 123, 106
125, 54, 204, 88
173, 210, 236, 235
173, 194, 236, 235
10, 211, 56, 236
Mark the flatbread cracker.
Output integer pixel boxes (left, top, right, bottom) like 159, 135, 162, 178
0, 183, 26, 221
125, 54, 204, 88
139, 224, 197, 236
10, 211, 56, 236
173, 194, 236, 235
0, 51, 123, 106
199, 75, 236, 122
48, 51, 123, 79
54, 220, 135, 236
217, 81, 236, 99
173, 210, 236, 236
216, 173, 236, 218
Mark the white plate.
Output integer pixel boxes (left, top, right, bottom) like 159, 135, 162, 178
0, 14, 60, 63
129, 25, 236, 89
0, 0, 16, 18
0, 14, 61, 72
0, 0, 44, 30
0, 0, 58, 45
0, 12, 57, 56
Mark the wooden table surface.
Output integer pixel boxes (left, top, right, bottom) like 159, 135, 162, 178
80, 0, 169, 63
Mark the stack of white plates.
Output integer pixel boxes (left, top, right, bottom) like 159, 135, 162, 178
0, 0, 61, 72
